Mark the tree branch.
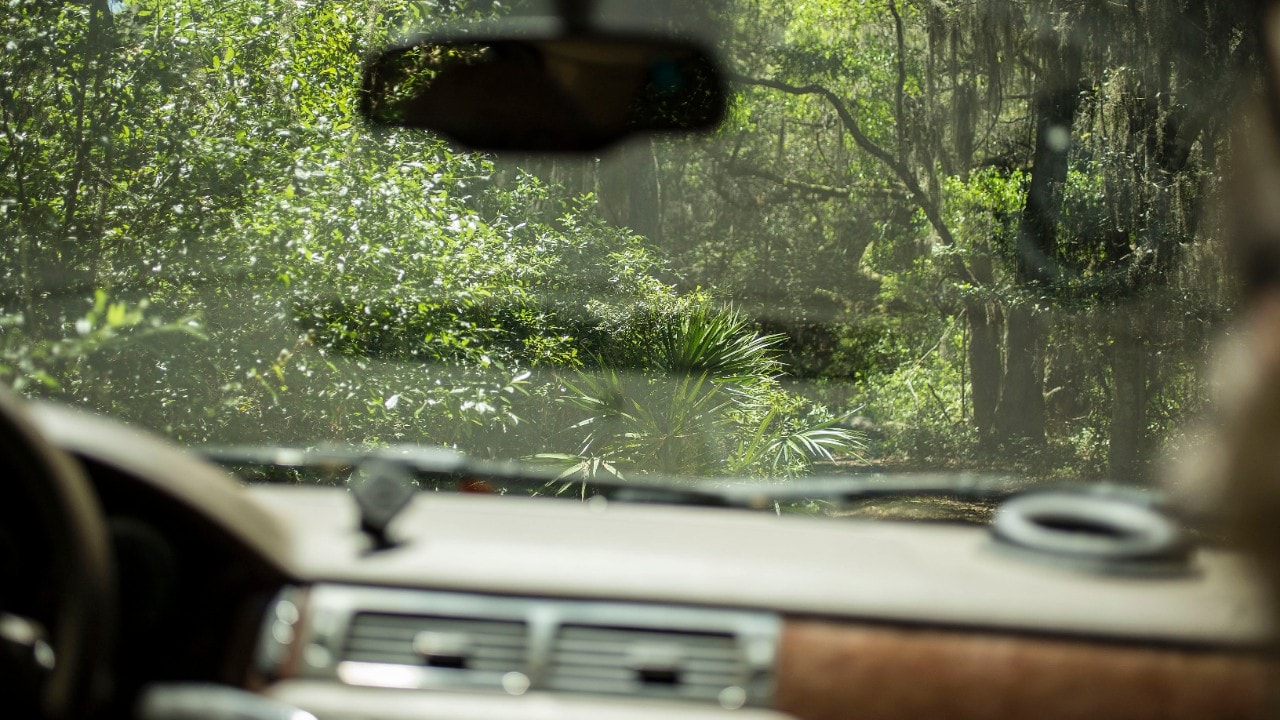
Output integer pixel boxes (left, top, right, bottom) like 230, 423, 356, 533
722, 161, 908, 200
732, 73, 966, 263
733, 73, 900, 175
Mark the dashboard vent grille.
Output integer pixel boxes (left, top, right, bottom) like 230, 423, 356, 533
547, 625, 746, 703
281, 586, 777, 704
344, 612, 528, 673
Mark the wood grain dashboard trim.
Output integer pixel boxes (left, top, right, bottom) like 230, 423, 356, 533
777, 619, 1275, 720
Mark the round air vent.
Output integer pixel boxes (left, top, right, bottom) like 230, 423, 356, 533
990, 490, 1191, 576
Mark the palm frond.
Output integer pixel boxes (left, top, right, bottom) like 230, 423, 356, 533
654, 305, 784, 380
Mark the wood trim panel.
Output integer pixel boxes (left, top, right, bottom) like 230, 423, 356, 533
777, 619, 1275, 720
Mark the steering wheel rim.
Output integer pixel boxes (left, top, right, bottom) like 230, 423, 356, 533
0, 389, 114, 719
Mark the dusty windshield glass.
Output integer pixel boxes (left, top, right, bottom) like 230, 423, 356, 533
0, 1, 1260, 498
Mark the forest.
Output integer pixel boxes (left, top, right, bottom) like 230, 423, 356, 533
0, 0, 1264, 484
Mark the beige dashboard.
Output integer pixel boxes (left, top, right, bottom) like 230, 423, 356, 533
27, 402, 1280, 720
245, 485, 1271, 644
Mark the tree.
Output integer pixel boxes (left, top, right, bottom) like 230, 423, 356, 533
640, 0, 1258, 478
0, 0, 856, 477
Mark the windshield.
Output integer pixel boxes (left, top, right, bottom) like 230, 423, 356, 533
0, 0, 1260, 503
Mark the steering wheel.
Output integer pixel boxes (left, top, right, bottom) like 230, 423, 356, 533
0, 389, 114, 719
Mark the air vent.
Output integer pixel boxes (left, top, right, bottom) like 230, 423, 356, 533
344, 613, 528, 673
267, 585, 779, 706
548, 625, 748, 705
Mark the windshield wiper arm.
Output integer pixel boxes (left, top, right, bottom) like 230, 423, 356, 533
199, 443, 737, 505
196, 444, 1113, 511
713, 473, 1024, 508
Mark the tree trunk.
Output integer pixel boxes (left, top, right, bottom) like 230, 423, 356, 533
597, 138, 662, 244
1108, 317, 1147, 482
967, 299, 1001, 447
994, 303, 1046, 443
992, 34, 1082, 445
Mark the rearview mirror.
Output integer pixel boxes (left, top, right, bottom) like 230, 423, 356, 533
361, 34, 726, 152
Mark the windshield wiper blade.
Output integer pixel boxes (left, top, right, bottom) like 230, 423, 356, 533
197, 444, 1051, 511
713, 472, 1025, 508
198, 444, 735, 505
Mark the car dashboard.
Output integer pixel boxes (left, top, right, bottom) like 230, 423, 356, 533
27, 403, 1279, 720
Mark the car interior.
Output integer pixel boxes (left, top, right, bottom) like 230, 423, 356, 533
4, 1, 1280, 719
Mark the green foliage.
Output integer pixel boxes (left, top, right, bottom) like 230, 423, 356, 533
0, 292, 203, 408
729, 405, 864, 478
550, 306, 862, 479
653, 306, 784, 379
0, 0, 859, 480
654, 0, 1251, 480
0, 0, 1251, 489
842, 316, 972, 463
557, 370, 734, 477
